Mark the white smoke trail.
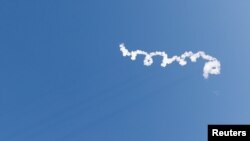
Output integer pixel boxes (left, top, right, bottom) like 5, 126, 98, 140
119, 43, 221, 79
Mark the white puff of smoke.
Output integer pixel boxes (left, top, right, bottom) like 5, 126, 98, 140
119, 43, 221, 79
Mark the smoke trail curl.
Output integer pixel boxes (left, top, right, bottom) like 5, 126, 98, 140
119, 43, 221, 79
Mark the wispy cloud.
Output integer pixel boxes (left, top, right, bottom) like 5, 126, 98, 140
119, 43, 221, 78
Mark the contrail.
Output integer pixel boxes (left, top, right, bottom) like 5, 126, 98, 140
119, 43, 221, 79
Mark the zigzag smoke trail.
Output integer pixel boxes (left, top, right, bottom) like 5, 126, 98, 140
119, 43, 221, 79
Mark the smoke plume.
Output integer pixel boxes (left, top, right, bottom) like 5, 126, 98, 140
119, 43, 221, 78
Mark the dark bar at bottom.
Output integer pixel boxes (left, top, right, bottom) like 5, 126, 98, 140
208, 125, 250, 141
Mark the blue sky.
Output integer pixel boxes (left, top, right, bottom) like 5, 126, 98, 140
0, 0, 250, 141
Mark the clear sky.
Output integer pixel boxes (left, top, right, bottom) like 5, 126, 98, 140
0, 0, 250, 141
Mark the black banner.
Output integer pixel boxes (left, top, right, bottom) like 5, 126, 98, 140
208, 125, 250, 141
